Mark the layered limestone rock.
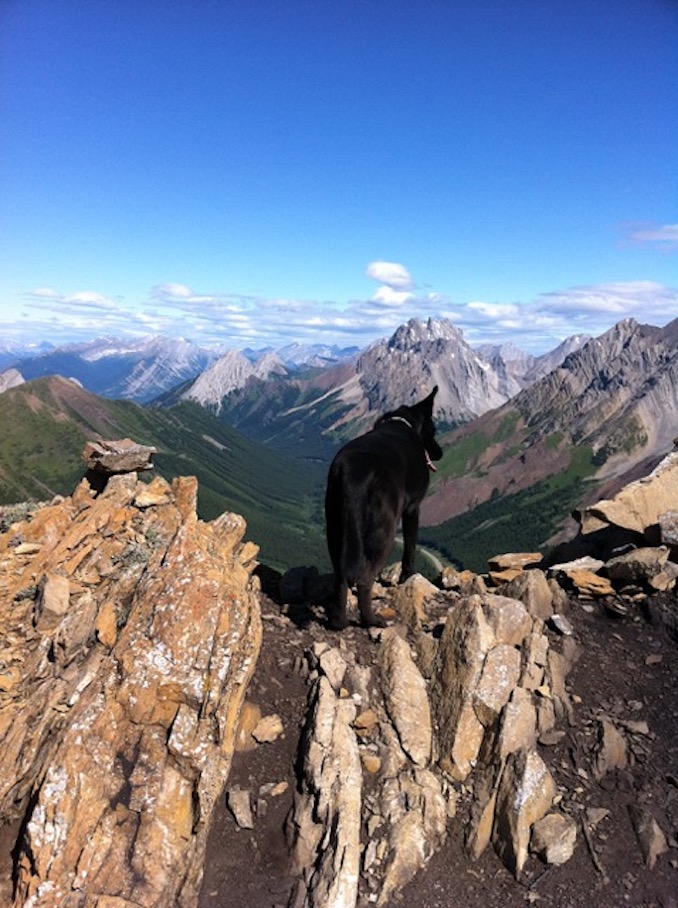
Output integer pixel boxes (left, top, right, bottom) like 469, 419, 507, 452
287, 675, 363, 908
0, 472, 262, 908
576, 451, 678, 542
286, 574, 573, 903
287, 634, 448, 907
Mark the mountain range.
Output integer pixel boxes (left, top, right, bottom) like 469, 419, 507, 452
0, 336, 360, 404
168, 318, 590, 459
1, 314, 676, 571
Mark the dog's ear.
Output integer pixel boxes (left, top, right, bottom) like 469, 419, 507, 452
421, 386, 438, 412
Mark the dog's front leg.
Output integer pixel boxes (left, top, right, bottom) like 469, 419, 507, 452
399, 507, 419, 582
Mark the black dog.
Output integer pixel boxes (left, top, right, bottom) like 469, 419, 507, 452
324, 386, 443, 630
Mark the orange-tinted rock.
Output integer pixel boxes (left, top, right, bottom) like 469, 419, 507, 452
0, 472, 262, 908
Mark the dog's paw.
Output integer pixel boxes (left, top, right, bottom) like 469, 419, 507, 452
327, 616, 350, 632
362, 614, 389, 629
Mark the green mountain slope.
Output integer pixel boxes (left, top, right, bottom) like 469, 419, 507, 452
0, 376, 329, 572
420, 438, 599, 572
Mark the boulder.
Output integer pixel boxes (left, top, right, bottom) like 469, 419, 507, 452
391, 573, 440, 629
432, 596, 495, 780
376, 769, 447, 907
492, 749, 557, 878
628, 805, 669, 870
488, 552, 543, 571
606, 546, 670, 584
498, 570, 554, 620
577, 451, 678, 539
531, 812, 577, 865
593, 719, 629, 780
287, 677, 362, 908
561, 570, 615, 598
474, 644, 522, 727
380, 632, 432, 767
481, 594, 532, 646
82, 437, 157, 474
495, 687, 538, 761
440, 566, 478, 591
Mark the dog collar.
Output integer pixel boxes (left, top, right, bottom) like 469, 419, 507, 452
388, 416, 413, 429
424, 450, 438, 472
387, 416, 437, 472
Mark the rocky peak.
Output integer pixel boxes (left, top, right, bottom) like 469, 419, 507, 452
252, 349, 287, 380
182, 349, 256, 410
388, 316, 465, 352
182, 348, 289, 411
524, 333, 591, 383
356, 317, 509, 424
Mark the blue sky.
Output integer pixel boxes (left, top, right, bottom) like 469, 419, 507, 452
1, 0, 676, 353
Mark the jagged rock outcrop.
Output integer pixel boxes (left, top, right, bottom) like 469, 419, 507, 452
284, 564, 579, 903
538, 450, 678, 609
5, 438, 675, 907
287, 632, 449, 908
0, 471, 262, 907
575, 450, 678, 546
81, 437, 157, 475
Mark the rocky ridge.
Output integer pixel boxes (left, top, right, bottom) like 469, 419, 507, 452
513, 317, 678, 470
1, 446, 677, 906
0, 468, 261, 907
182, 349, 289, 413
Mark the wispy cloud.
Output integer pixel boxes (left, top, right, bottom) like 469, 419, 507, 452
624, 223, 678, 253
4, 269, 678, 355
449, 281, 678, 349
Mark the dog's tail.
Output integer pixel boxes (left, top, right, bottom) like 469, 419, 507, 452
325, 461, 364, 587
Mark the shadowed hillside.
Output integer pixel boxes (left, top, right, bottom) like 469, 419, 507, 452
0, 376, 328, 571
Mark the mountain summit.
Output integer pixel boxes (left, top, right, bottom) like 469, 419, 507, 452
356, 317, 511, 423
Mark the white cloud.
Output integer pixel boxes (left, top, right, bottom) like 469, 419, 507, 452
365, 260, 414, 291
536, 281, 676, 318
67, 291, 120, 310
370, 285, 414, 308
433, 281, 678, 352
30, 287, 62, 299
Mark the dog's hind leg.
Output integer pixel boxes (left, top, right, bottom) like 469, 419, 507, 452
357, 578, 388, 628
327, 578, 350, 631
399, 507, 420, 582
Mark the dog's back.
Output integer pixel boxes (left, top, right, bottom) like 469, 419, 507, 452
324, 387, 442, 629
326, 431, 408, 585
